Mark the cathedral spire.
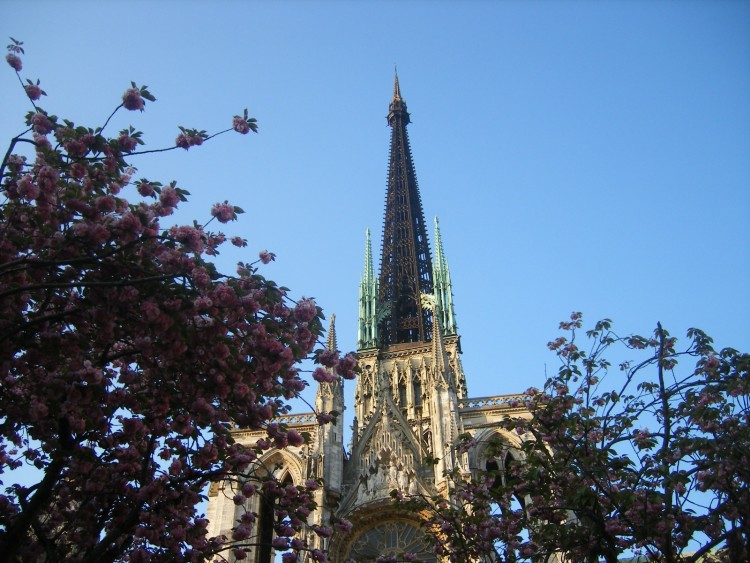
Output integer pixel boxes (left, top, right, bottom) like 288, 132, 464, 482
379, 74, 433, 345
387, 70, 409, 126
358, 229, 378, 350
317, 315, 343, 409
433, 217, 457, 335
327, 313, 338, 352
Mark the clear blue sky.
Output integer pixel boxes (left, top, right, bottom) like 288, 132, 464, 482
3, 1, 748, 412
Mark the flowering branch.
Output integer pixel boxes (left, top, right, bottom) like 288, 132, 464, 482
405, 313, 748, 563
0, 38, 355, 562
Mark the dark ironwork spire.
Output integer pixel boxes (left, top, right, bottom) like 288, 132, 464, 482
378, 73, 434, 345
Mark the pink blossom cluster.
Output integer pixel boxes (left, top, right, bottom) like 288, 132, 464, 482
6, 52, 21, 72
210, 201, 237, 223
232, 110, 257, 135
175, 127, 207, 150
30, 111, 54, 134
122, 87, 144, 111
233, 115, 251, 134
259, 249, 274, 264
118, 133, 138, 153
24, 83, 42, 100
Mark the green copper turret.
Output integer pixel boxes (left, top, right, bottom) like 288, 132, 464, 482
357, 229, 378, 349
432, 217, 457, 335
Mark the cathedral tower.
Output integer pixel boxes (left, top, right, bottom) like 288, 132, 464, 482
207, 74, 529, 563
329, 74, 468, 562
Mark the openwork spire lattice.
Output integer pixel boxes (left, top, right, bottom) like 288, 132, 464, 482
378, 72, 434, 345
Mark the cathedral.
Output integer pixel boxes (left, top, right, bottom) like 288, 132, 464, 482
206, 75, 529, 562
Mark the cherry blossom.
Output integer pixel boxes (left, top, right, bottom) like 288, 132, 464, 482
210, 201, 237, 223
233, 115, 251, 134
5, 52, 21, 71
0, 39, 355, 562
259, 249, 275, 264
175, 133, 190, 149
122, 87, 145, 111
233, 110, 258, 135
24, 82, 42, 100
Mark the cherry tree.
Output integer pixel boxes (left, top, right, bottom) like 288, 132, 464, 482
0, 38, 355, 562
402, 313, 748, 563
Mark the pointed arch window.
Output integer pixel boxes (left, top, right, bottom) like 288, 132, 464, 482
362, 375, 373, 415
398, 376, 407, 407
413, 377, 422, 407
422, 429, 432, 456
256, 472, 294, 563
503, 451, 525, 511
484, 447, 525, 512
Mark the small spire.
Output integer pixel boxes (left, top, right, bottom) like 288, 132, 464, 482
364, 228, 374, 283
358, 229, 378, 349
433, 217, 457, 335
434, 217, 444, 267
327, 313, 337, 352
318, 314, 342, 407
393, 67, 401, 100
